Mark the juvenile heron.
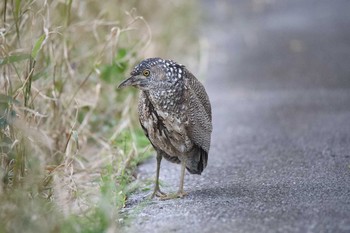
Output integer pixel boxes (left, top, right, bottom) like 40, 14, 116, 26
118, 58, 212, 199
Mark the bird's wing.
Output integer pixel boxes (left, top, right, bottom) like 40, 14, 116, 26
185, 72, 212, 121
183, 70, 213, 153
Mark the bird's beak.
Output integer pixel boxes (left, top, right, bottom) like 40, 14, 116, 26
118, 75, 142, 89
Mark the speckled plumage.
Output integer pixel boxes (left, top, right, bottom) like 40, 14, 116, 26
118, 57, 212, 198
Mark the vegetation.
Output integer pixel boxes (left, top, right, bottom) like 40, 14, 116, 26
0, 0, 200, 232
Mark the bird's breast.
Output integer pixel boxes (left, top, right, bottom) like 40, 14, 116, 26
140, 102, 192, 156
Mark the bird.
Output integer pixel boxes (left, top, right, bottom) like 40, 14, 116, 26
118, 57, 212, 199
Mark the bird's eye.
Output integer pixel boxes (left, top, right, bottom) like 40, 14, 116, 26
143, 69, 150, 77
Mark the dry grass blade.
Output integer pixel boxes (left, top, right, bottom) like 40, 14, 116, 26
0, 0, 200, 232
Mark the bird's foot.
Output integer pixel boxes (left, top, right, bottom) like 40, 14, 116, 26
150, 187, 167, 199
160, 191, 187, 200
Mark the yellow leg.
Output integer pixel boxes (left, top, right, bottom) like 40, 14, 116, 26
150, 153, 166, 198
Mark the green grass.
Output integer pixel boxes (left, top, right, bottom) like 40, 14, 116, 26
0, 0, 200, 232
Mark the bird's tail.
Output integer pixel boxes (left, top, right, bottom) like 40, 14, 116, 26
186, 146, 208, 175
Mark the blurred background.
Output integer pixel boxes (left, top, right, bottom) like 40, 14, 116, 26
203, 0, 350, 91
1, 0, 350, 232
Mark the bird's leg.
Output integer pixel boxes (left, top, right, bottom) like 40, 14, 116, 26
161, 157, 188, 200
177, 156, 188, 198
150, 152, 166, 198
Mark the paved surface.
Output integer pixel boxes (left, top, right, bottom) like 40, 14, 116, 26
123, 1, 350, 232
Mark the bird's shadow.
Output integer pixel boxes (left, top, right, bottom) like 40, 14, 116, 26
125, 182, 252, 208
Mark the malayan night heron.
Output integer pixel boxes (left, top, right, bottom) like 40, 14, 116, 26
118, 58, 212, 199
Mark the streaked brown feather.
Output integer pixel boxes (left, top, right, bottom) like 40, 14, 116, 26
138, 65, 212, 174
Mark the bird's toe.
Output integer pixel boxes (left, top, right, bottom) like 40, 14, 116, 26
150, 189, 167, 199
176, 191, 188, 198
159, 191, 187, 200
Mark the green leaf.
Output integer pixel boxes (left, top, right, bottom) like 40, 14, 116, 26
0, 54, 31, 66
14, 0, 21, 19
32, 34, 46, 59
32, 69, 48, 81
99, 48, 129, 83
116, 48, 127, 60
0, 94, 16, 104
100, 63, 128, 84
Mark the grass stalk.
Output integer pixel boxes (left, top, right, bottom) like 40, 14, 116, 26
24, 58, 35, 110
0, 0, 200, 231
12, 0, 21, 43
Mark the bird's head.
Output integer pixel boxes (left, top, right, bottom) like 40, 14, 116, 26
118, 58, 185, 91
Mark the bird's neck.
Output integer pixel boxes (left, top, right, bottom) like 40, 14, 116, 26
144, 88, 184, 114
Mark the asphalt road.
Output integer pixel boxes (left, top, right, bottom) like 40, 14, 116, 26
123, 1, 350, 232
